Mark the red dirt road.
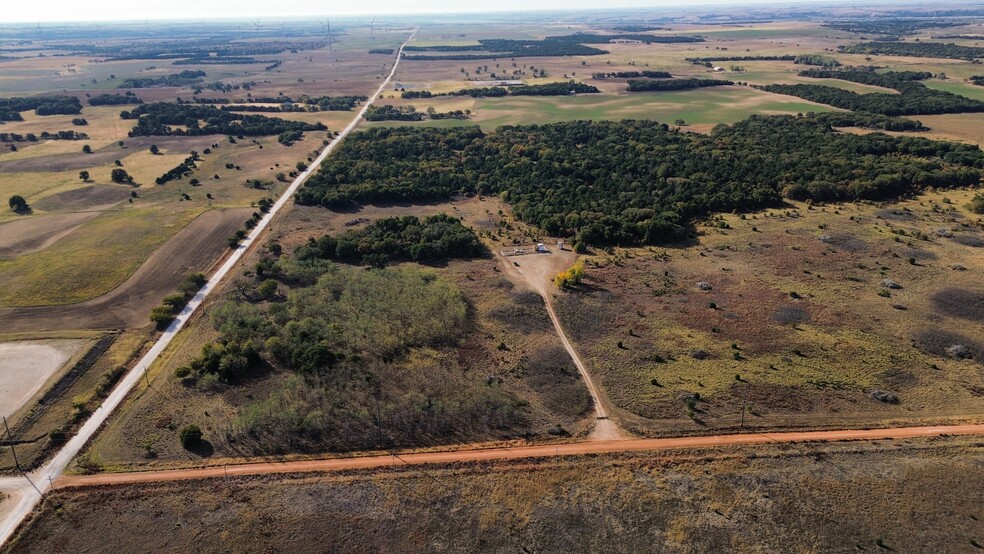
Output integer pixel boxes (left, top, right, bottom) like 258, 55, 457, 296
53, 423, 984, 489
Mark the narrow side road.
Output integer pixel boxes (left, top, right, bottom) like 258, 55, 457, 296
497, 251, 623, 440
52, 423, 984, 489
0, 30, 418, 548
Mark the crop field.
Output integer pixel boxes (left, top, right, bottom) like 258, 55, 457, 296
922, 79, 984, 101
8, 437, 983, 552
365, 86, 838, 130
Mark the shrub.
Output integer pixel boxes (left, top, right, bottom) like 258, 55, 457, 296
968, 193, 984, 214
178, 424, 203, 448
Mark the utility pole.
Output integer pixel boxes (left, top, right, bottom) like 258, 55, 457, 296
3, 417, 19, 470
4, 416, 44, 499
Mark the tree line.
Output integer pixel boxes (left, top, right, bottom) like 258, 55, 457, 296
759, 70, 984, 115
155, 152, 201, 185
626, 78, 733, 92
0, 130, 88, 142
121, 102, 327, 137
840, 41, 984, 61
297, 115, 984, 246
592, 71, 672, 79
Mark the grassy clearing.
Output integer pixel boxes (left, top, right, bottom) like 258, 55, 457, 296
922, 79, 984, 101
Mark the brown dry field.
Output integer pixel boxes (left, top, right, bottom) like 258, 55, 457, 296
0, 212, 99, 258
553, 189, 984, 437
7, 436, 984, 553
0, 208, 251, 332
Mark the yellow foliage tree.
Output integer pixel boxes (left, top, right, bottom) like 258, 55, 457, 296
554, 260, 585, 289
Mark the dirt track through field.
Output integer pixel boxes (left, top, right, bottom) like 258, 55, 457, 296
0, 208, 250, 332
497, 250, 624, 440
50, 423, 984, 489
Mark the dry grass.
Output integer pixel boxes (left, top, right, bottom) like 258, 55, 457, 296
554, 189, 984, 435
8, 437, 984, 552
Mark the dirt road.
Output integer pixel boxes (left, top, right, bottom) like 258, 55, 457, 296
0, 30, 419, 549
498, 250, 623, 440
52, 423, 984, 489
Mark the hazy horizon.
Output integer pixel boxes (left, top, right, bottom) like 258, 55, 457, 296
0, 0, 925, 24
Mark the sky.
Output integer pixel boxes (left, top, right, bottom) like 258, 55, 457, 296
3, 0, 857, 23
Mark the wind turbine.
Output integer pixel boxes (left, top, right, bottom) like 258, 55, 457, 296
251, 20, 264, 32
370, 17, 376, 40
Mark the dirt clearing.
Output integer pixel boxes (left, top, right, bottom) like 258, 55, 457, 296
0, 340, 85, 419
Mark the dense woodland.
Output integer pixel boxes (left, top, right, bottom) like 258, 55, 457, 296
118, 70, 207, 89
87, 93, 144, 106
121, 102, 326, 137
297, 115, 984, 246
402, 35, 612, 60
840, 41, 984, 61
294, 214, 486, 266
626, 78, 733, 92
760, 70, 984, 115
0, 96, 82, 118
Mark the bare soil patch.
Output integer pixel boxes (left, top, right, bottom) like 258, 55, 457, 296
0, 340, 84, 419
31, 185, 131, 213
931, 288, 984, 323
0, 208, 251, 332
0, 213, 97, 258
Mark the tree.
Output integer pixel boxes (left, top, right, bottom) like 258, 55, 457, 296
111, 168, 133, 184
8, 195, 30, 213
149, 144, 160, 155
178, 424, 203, 449
82, 144, 92, 154
257, 279, 279, 300
79, 170, 90, 182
